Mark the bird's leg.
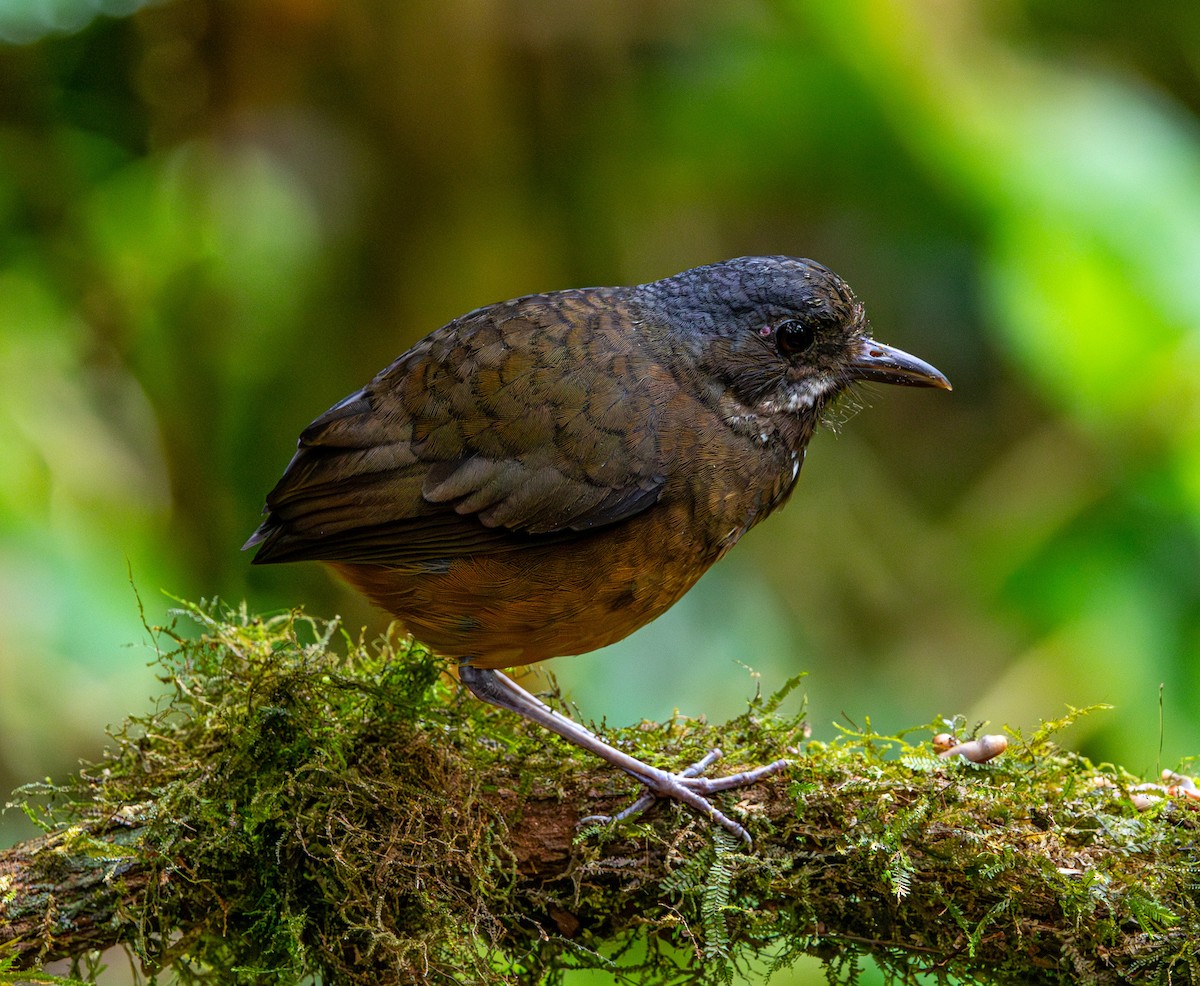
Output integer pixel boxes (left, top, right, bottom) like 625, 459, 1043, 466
458, 664, 790, 845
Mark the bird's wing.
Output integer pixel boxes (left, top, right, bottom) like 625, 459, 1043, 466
247, 292, 680, 566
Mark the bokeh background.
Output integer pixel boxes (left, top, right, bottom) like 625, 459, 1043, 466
2, 0, 1199, 980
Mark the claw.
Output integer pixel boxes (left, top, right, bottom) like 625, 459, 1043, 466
580, 748, 792, 845
580, 748, 725, 828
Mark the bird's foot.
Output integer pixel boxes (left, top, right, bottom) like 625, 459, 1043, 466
580, 748, 791, 845
458, 667, 790, 845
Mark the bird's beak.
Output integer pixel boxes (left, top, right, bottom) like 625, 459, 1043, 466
849, 339, 952, 390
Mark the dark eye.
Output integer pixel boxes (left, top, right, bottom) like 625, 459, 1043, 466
774, 318, 816, 357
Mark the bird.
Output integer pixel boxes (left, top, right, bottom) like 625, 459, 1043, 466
245, 255, 950, 843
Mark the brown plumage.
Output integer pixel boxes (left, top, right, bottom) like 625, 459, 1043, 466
246, 256, 950, 841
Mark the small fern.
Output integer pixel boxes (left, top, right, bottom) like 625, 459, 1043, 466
1124, 887, 1180, 934
702, 829, 738, 962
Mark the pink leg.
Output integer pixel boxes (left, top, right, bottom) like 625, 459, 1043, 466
459, 664, 790, 845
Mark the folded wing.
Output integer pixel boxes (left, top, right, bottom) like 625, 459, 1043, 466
246, 292, 673, 567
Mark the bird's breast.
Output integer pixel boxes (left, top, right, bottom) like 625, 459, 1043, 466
333, 497, 725, 667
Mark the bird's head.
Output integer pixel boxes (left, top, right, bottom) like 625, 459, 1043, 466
637, 256, 950, 427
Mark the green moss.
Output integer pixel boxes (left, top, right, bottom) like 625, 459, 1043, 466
8, 601, 1200, 985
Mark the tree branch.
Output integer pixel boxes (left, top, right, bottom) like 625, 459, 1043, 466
1, 603, 1197, 985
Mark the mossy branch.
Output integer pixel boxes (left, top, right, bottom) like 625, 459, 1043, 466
2, 602, 1198, 985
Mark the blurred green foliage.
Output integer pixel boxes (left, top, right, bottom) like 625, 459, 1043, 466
1, 0, 1199, 925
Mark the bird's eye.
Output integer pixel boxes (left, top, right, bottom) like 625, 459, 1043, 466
774, 318, 816, 358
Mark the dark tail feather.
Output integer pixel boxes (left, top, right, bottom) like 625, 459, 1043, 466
243, 515, 287, 562
242, 525, 269, 552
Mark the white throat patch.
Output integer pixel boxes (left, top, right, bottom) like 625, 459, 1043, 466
758, 375, 837, 414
